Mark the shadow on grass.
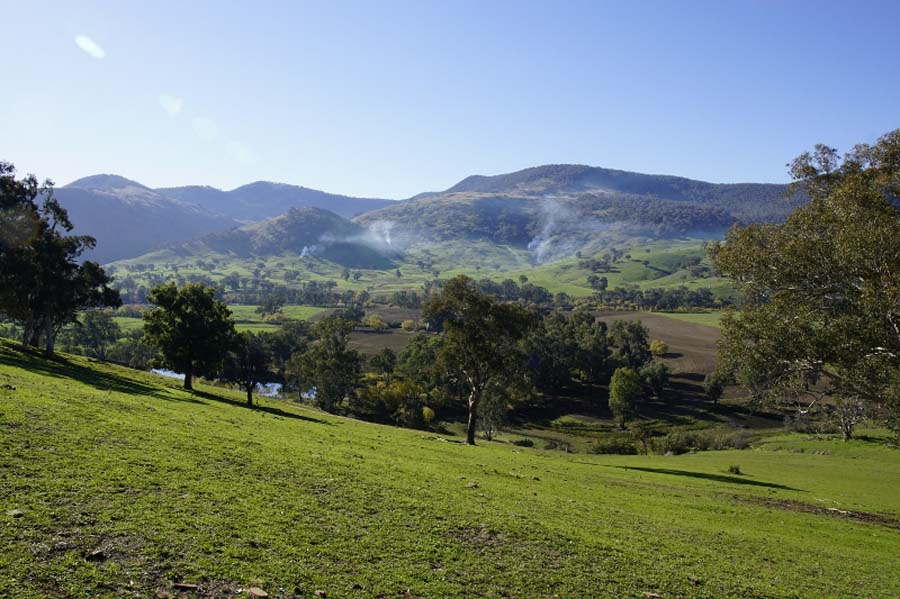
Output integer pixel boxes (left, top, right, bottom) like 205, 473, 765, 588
612, 466, 803, 491
190, 390, 332, 425
0, 344, 203, 403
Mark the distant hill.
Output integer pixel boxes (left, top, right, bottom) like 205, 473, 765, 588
155, 207, 396, 269
158, 181, 395, 221
56, 175, 238, 263
352, 164, 805, 263
420, 164, 803, 223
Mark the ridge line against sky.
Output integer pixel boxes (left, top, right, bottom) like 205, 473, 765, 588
1, 0, 898, 199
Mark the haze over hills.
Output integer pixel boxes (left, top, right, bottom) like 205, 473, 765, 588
59, 164, 805, 267
57, 175, 238, 263
157, 181, 395, 221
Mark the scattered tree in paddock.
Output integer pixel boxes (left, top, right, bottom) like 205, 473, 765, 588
143, 282, 236, 391
609, 319, 652, 370
609, 367, 642, 429
424, 275, 534, 445
222, 331, 274, 406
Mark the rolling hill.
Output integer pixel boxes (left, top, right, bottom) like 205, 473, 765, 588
56, 175, 238, 263
158, 181, 394, 221
1, 340, 898, 598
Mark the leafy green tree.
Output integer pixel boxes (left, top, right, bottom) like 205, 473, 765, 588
143, 283, 236, 390
609, 320, 651, 370
703, 371, 727, 404
255, 292, 285, 317
609, 367, 641, 428
423, 275, 534, 445
72, 310, 122, 361
369, 348, 397, 380
0, 163, 120, 355
286, 316, 361, 412
268, 320, 311, 382
640, 361, 670, 399
222, 331, 274, 406
711, 130, 900, 438
107, 329, 158, 370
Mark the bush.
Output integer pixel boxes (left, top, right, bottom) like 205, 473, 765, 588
422, 406, 435, 424
649, 339, 669, 356
401, 319, 416, 331
727, 464, 743, 475
590, 435, 638, 455
511, 438, 534, 447
650, 429, 751, 454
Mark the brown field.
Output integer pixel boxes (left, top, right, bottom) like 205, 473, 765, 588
596, 311, 720, 375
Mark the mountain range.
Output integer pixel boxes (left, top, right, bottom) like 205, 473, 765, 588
55, 165, 804, 265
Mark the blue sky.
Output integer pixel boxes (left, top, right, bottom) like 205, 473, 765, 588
1, 0, 898, 198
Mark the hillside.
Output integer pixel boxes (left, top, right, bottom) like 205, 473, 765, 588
435, 164, 804, 223
2, 341, 899, 598
158, 181, 394, 221
57, 176, 238, 263
127, 207, 397, 270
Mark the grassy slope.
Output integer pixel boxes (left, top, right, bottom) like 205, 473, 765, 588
1, 343, 898, 599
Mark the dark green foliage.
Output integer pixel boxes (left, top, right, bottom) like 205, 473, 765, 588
0, 163, 121, 356
142, 282, 236, 390
703, 371, 727, 404
286, 316, 362, 412
640, 361, 670, 399
712, 130, 900, 435
106, 329, 158, 370
368, 348, 397, 378
590, 434, 639, 455
221, 331, 274, 405
524, 309, 610, 389
65, 310, 122, 361
609, 320, 651, 369
609, 367, 641, 428
423, 275, 534, 444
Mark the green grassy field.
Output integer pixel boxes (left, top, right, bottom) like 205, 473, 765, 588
653, 310, 726, 329
114, 305, 326, 335
108, 239, 734, 300
1, 341, 898, 598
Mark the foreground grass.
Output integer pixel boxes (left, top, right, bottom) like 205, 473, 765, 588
1, 342, 898, 598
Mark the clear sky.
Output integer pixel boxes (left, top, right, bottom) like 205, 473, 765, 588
1, 0, 898, 199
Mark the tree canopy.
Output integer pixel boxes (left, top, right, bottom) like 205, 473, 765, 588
143, 282, 236, 390
423, 275, 534, 445
711, 129, 900, 439
0, 162, 120, 355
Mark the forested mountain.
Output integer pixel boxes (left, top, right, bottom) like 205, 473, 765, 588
56, 175, 237, 263
61, 164, 805, 267
431, 164, 804, 223
158, 181, 394, 221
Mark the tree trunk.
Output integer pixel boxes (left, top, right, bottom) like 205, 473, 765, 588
184, 368, 193, 391
466, 389, 479, 445
246, 385, 253, 406
43, 317, 56, 357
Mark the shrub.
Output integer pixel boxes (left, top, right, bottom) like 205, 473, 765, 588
727, 464, 743, 475
401, 319, 416, 331
591, 435, 639, 455
649, 339, 669, 356
512, 438, 534, 447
